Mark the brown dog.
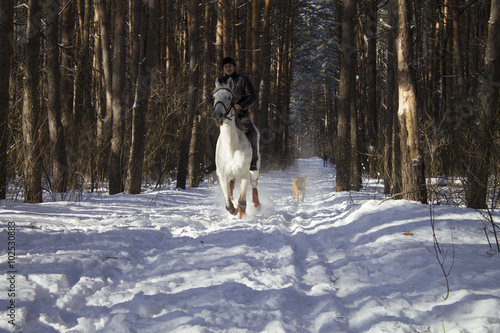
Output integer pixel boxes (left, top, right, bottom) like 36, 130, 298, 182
293, 176, 307, 203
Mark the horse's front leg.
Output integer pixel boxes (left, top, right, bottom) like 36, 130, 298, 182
220, 177, 238, 215
237, 179, 250, 219
250, 171, 260, 208
252, 188, 260, 207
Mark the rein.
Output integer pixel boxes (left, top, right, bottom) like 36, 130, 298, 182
214, 100, 235, 120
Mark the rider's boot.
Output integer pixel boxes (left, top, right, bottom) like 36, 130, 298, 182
246, 126, 259, 171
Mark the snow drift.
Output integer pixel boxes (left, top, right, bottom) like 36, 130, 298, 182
1, 158, 499, 332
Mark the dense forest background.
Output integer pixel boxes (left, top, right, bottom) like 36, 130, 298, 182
0, 0, 498, 209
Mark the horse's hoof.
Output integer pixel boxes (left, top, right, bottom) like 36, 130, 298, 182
239, 209, 245, 219
228, 206, 238, 216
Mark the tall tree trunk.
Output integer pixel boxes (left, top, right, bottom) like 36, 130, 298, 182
356, 15, 367, 181
234, 0, 242, 67
59, 0, 77, 189
109, 2, 127, 195
281, 2, 293, 162
351, 10, 363, 191
258, 0, 271, 163
74, 0, 92, 130
383, 0, 396, 195
350, 79, 361, 191
222, 0, 232, 56
60, 0, 75, 131
428, 2, 441, 122
187, 0, 201, 188
366, 0, 378, 178
396, 0, 427, 203
240, 1, 249, 73
23, 0, 42, 203
449, 0, 466, 175
466, 0, 500, 209
251, 0, 260, 125
188, 117, 200, 188
336, 0, 356, 192
450, 0, 465, 100
177, 0, 199, 189
0, 1, 13, 199
164, 0, 175, 85
72, 0, 92, 186
96, 0, 113, 185
391, 0, 402, 198
202, 0, 217, 171
129, 0, 142, 92
203, 0, 214, 91
46, 0, 68, 194
127, 0, 142, 193
216, 0, 224, 63
93, 8, 105, 186
443, 0, 466, 174
272, 2, 287, 164
126, 0, 158, 194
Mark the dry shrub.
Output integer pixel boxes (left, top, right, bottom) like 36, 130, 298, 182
143, 77, 186, 188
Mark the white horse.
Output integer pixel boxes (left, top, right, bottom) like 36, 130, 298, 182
212, 78, 261, 218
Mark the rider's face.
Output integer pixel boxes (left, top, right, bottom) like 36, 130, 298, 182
223, 63, 235, 76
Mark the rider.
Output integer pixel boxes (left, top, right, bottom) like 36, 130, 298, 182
206, 57, 259, 172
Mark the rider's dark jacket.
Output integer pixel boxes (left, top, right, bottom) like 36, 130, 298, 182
217, 72, 256, 116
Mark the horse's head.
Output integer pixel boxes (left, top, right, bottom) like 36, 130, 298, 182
212, 78, 235, 126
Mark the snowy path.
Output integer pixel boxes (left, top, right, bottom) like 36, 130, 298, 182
1, 158, 500, 332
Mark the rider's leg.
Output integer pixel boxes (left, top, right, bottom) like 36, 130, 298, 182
246, 125, 259, 171
237, 116, 258, 171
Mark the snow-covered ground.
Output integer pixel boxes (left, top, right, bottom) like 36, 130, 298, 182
1, 157, 499, 332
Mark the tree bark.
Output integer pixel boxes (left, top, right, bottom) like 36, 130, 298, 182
350, 74, 361, 191
74, 0, 92, 130
177, 0, 199, 189
60, 0, 75, 130
248, 0, 260, 126
0, 0, 13, 199
126, 0, 158, 194
466, 0, 500, 209
366, 0, 378, 178
383, 0, 396, 195
281, 2, 293, 162
222, 0, 233, 57
216, 0, 224, 63
187, 0, 201, 188
336, 0, 356, 192
251, 0, 260, 104
257, 0, 271, 164
396, 0, 427, 203
163, 0, 175, 84
96, 0, 113, 185
23, 0, 42, 203
188, 116, 200, 188
109, 2, 127, 195
129, 0, 142, 92
46, 0, 68, 194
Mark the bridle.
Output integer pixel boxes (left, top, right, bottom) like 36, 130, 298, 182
213, 87, 235, 121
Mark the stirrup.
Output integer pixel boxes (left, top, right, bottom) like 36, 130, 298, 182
250, 163, 258, 171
